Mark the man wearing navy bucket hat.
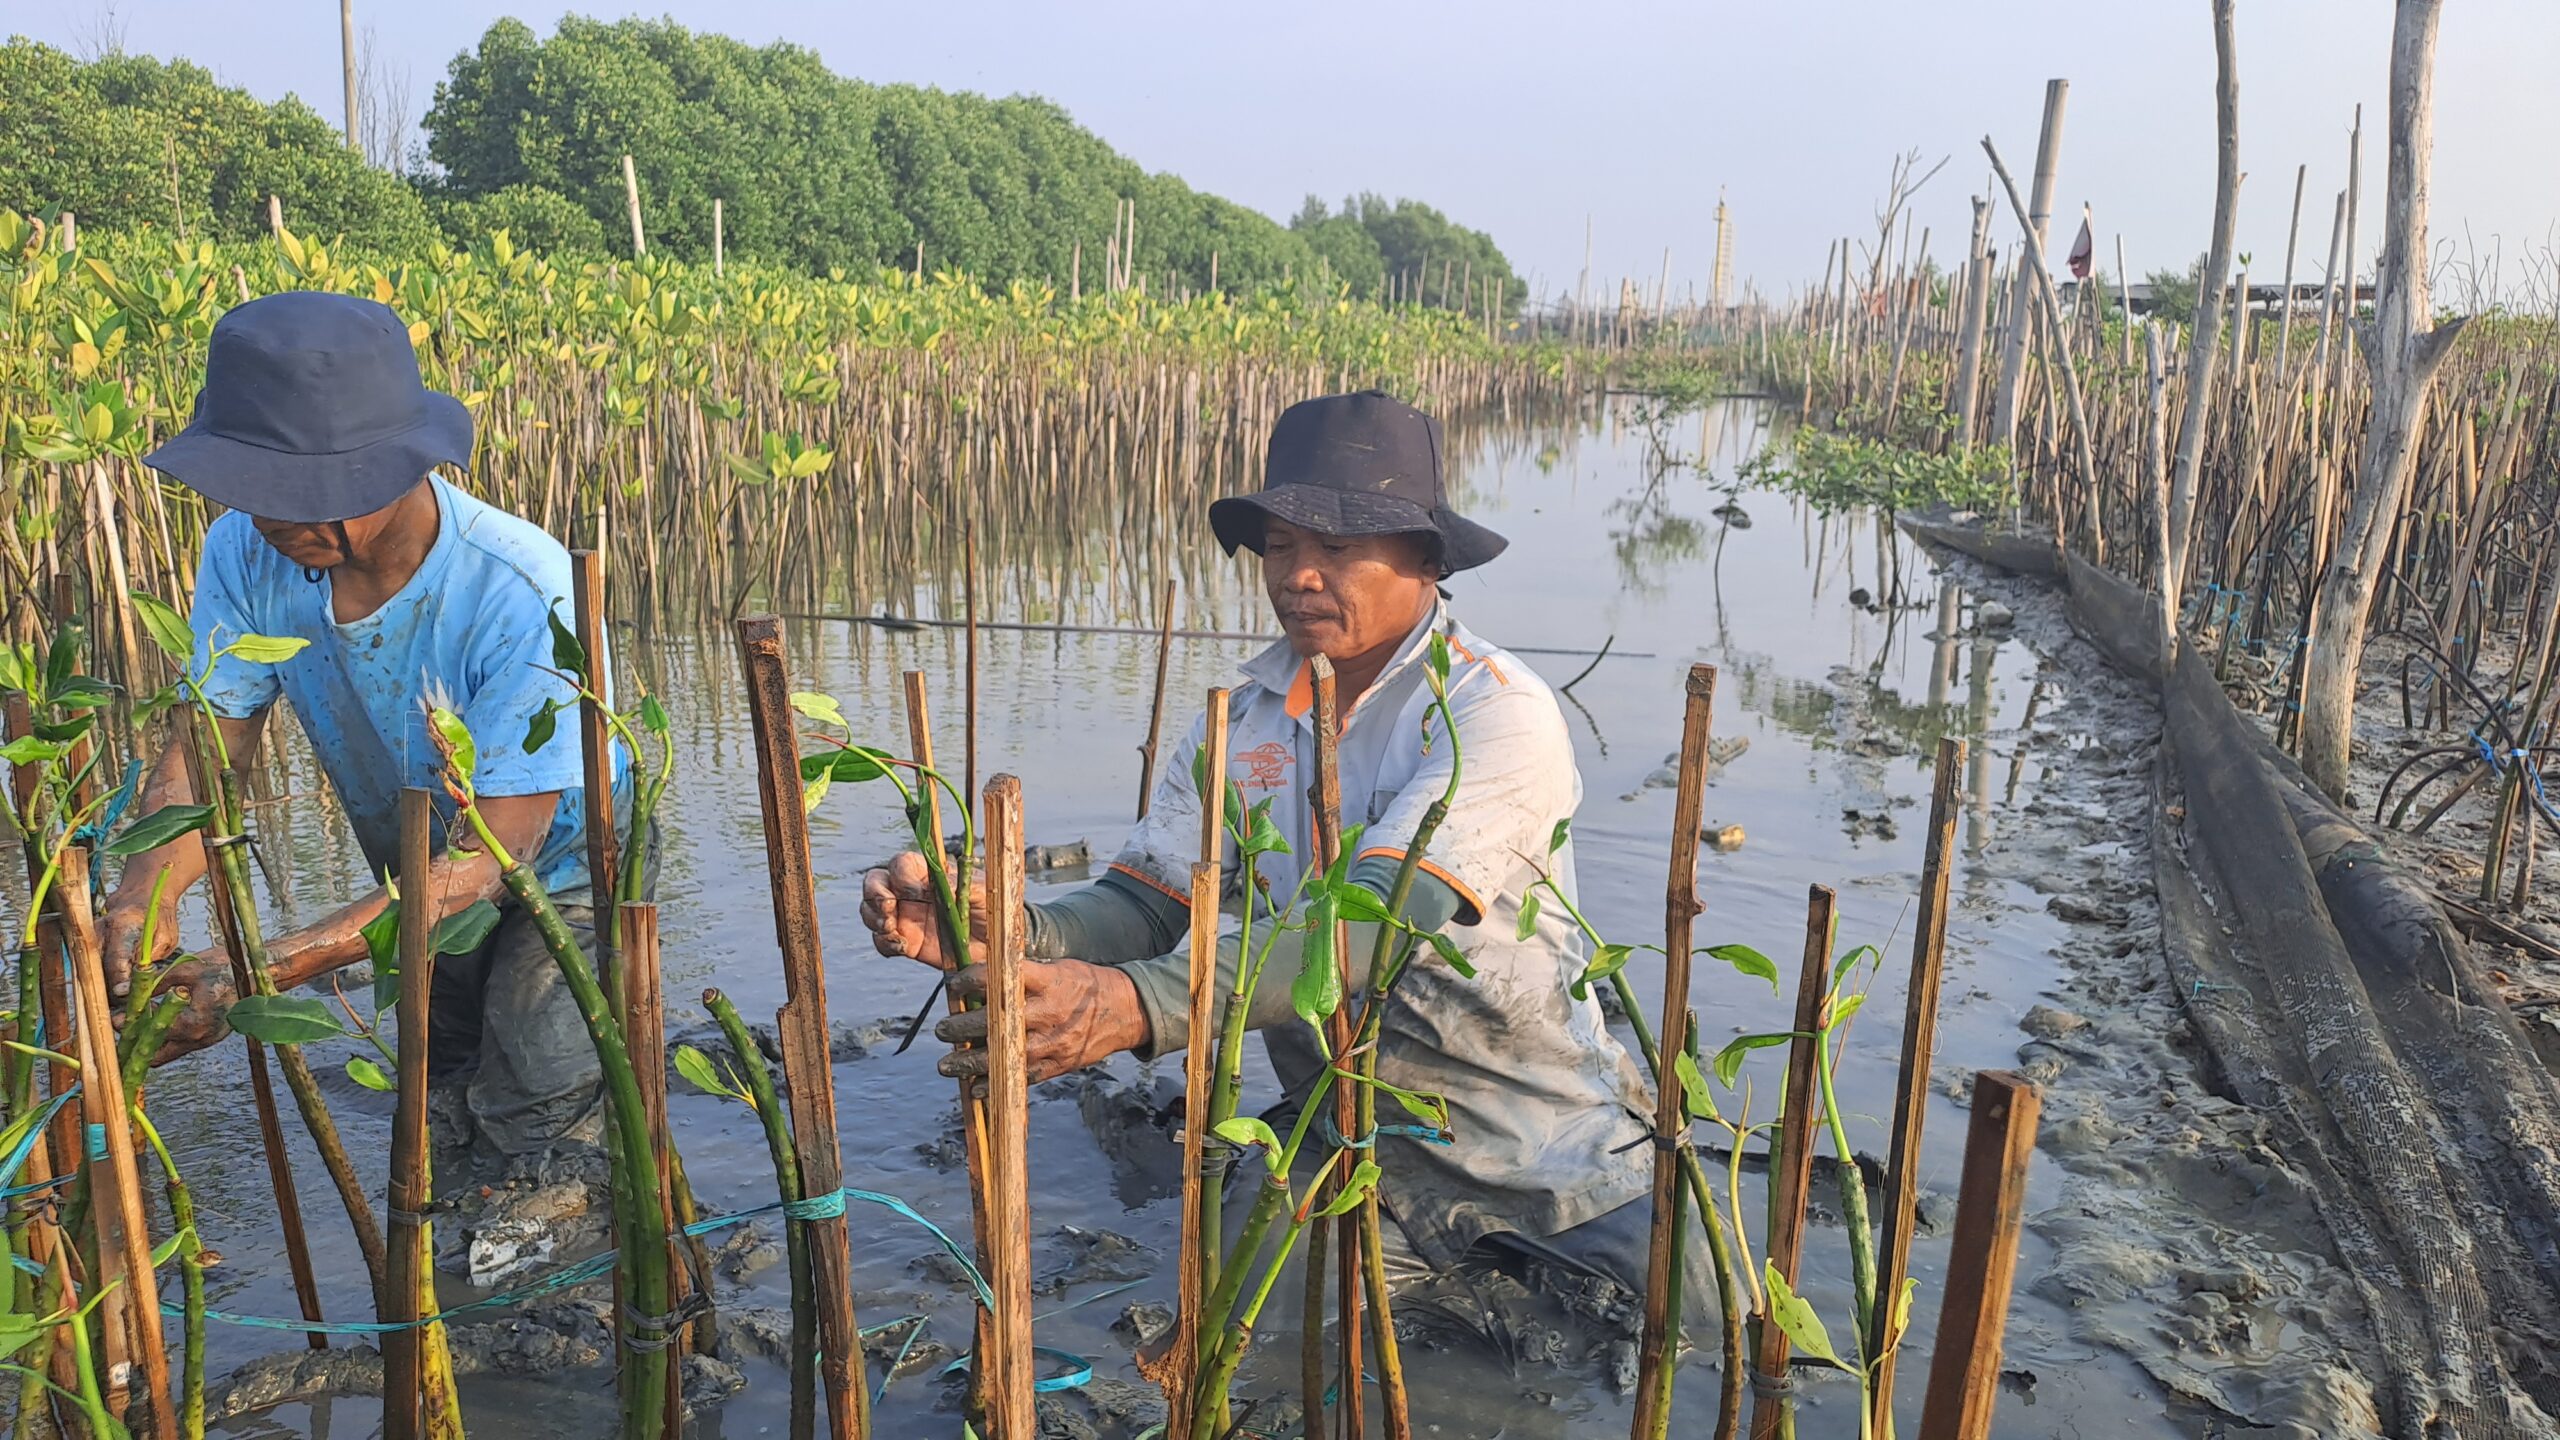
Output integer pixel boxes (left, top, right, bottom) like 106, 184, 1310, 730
100, 291, 632, 1174
862, 391, 1702, 1317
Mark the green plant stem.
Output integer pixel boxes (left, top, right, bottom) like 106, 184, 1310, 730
708, 990, 816, 1440
485, 846, 670, 1440
133, 1113, 203, 1440
1815, 1023, 1879, 1381
58, 1258, 118, 1440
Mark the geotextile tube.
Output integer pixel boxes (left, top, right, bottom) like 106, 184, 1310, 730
1903, 514, 2560, 1439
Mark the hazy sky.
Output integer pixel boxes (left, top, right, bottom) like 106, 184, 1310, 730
22, 1, 2560, 303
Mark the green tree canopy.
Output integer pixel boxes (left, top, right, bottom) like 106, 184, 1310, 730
0, 39, 435, 250
1292, 194, 1520, 314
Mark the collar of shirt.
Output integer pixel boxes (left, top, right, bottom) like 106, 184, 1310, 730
1237, 597, 1448, 735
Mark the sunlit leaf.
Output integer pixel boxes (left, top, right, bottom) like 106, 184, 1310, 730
788, 691, 845, 729
1333, 885, 1394, 926
102, 803, 214, 857
428, 706, 477, 781
1570, 943, 1633, 1002
1883, 1275, 1920, 1353
1316, 1159, 1382, 1217
798, 745, 889, 784
345, 1057, 395, 1092
1241, 807, 1291, 859
639, 693, 669, 735
1675, 1050, 1724, 1124
1547, 817, 1571, 854
1515, 891, 1542, 941
1764, 1262, 1842, 1368
1829, 993, 1869, 1030
1212, 1115, 1282, 1173
0, 737, 68, 769
128, 592, 192, 662
222, 634, 310, 665
674, 1044, 742, 1101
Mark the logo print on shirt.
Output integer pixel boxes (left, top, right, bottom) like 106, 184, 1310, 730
1233, 741, 1294, 791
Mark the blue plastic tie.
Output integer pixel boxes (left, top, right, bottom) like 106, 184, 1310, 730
83, 1124, 106, 1163
783, 1190, 847, 1221
1317, 1111, 1453, 1151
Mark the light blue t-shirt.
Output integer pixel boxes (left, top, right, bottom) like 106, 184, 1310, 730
188, 476, 623, 895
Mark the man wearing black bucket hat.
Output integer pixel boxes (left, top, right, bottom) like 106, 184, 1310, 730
865, 391, 1697, 1314
99, 291, 629, 1171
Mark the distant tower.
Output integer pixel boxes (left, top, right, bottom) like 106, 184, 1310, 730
1711, 191, 1734, 311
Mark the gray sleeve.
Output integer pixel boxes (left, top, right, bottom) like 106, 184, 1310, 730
1025, 869, 1189, 965
1113, 865, 1465, 1059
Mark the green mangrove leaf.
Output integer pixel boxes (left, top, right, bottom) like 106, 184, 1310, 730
0, 737, 67, 768
1292, 893, 1342, 1026
103, 803, 214, 858
345, 1057, 395, 1092
1706, 942, 1782, 995
1515, 890, 1542, 941
1571, 942, 1633, 1001
1425, 632, 1452, 688
1212, 1116, 1283, 1173
1425, 930, 1476, 979
798, 744, 889, 784
51, 676, 114, 711
674, 1044, 741, 1101
0, 646, 29, 699
802, 771, 832, 814
1316, 1159, 1382, 1217
546, 603, 588, 681
223, 634, 310, 665
1547, 817, 1571, 854
1240, 806, 1291, 859
522, 698, 560, 754
1829, 992, 1870, 1029
1764, 1262, 1842, 1368
1675, 1050, 1723, 1123
1883, 1275, 1920, 1353
427, 706, 476, 782
129, 592, 192, 663
788, 691, 845, 729
1714, 1031, 1795, 1088
149, 1226, 197, 1270
1333, 885, 1394, 926
639, 693, 669, 735
433, 900, 502, 956
224, 994, 344, 1047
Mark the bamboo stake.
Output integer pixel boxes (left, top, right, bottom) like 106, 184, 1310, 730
1990, 80, 2069, 452
1136, 580, 1178, 821
1168, 689, 1229, 1423
385, 791, 433, 1440
1870, 738, 1964, 1435
57, 845, 175, 1440
1630, 664, 1717, 1440
1748, 885, 1837, 1440
981, 776, 1037, 1440
1304, 656, 1364, 1440
1914, 1073, 2042, 1440
572, 550, 620, 975
623, 155, 646, 258
620, 903, 686, 1430
735, 615, 870, 1440
965, 511, 981, 806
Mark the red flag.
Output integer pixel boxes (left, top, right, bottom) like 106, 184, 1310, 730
2067, 211, 2094, 280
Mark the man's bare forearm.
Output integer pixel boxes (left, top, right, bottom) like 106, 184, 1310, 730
265, 790, 557, 991
104, 714, 264, 933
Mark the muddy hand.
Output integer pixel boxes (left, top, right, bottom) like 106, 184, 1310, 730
935, 958, 1147, 1086
861, 851, 989, 970
138, 958, 238, 1066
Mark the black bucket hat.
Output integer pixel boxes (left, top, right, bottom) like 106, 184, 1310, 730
1209, 390, 1507, 574
143, 292, 472, 523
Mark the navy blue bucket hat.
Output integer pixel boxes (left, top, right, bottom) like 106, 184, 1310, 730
1209, 390, 1507, 574
144, 292, 472, 522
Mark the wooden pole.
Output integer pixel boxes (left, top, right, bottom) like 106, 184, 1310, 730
1136, 580, 1179, 821
735, 615, 870, 1440
620, 902, 685, 1429
2276, 164, 2307, 376
384, 791, 435, 1440
573, 550, 620, 972
1915, 1073, 2043, 1440
1168, 690, 1230, 1423
1990, 79, 2069, 452
622, 154, 646, 258
340, 0, 359, 150
1630, 664, 1717, 1440
1950, 198, 1993, 450
1748, 885, 1838, 1440
981, 777, 1037, 1440
57, 846, 176, 1440
1870, 737, 1964, 1432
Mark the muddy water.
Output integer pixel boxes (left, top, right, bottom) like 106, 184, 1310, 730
123, 400, 2238, 1438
